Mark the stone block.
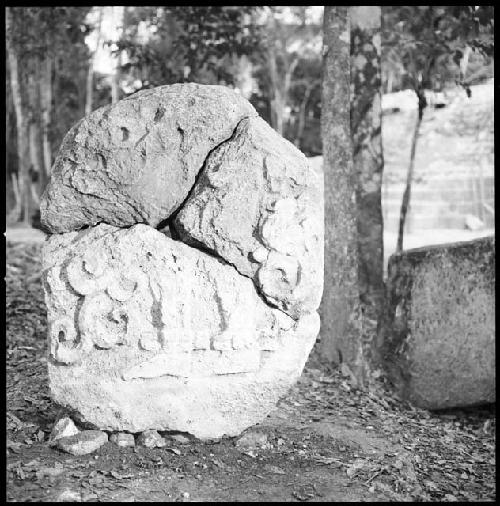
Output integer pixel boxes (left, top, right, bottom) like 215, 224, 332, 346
381, 236, 495, 409
40, 83, 256, 233
42, 224, 320, 439
41, 83, 323, 439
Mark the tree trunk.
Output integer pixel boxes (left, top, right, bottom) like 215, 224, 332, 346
111, 51, 121, 104
319, 7, 360, 370
350, 6, 385, 369
294, 82, 314, 147
267, 38, 282, 134
85, 7, 104, 115
41, 57, 53, 178
27, 60, 43, 201
9, 173, 22, 224
273, 91, 284, 136
320, 6, 384, 386
111, 6, 124, 104
396, 90, 425, 253
6, 7, 31, 224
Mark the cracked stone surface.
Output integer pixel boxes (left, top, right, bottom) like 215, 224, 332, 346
40, 83, 257, 233
174, 116, 323, 319
42, 224, 319, 438
41, 83, 323, 439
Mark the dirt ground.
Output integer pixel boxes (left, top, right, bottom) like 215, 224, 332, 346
6, 239, 496, 502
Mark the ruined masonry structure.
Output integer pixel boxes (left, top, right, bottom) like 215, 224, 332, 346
40, 83, 324, 439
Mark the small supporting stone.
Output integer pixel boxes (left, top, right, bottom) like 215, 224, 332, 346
56, 430, 108, 456
137, 430, 166, 449
50, 417, 79, 442
110, 432, 135, 448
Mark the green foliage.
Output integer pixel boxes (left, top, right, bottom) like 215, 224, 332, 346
382, 6, 494, 94
250, 7, 323, 153
8, 7, 92, 59
116, 6, 323, 155
116, 6, 264, 90
6, 7, 92, 172
285, 55, 322, 155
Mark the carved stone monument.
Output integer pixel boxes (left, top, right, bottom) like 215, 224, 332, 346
41, 83, 323, 439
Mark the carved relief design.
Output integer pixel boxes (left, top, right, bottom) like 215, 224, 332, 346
260, 198, 304, 257
66, 252, 111, 295
257, 251, 300, 306
49, 318, 80, 365
77, 292, 127, 350
107, 274, 138, 302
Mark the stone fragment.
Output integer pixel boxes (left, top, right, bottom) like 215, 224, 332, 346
56, 430, 108, 456
50, 417, 79, 442
174, 116, 323, 319
40, 83, 257, 233
168, 434, 191, 444
382, 236, 495, 409
42, 224, 319, 439
55, 489, 82, 502
235, 431, 269, 450
110, 432, 135, 448
36, 464, 65, 480
137, 430, 166, 449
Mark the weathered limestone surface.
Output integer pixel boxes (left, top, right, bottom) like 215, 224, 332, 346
40, 84, 257, 233
175, 116, 323, 319
382, 237, 495, 409
41, 83, 323, 439
42, 224, 320, 438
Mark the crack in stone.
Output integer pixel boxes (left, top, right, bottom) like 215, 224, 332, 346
49, 112, 292, 319
165, 115, 252, 233
165, 115, 295, 320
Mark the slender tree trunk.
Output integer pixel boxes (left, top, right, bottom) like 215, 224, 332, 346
460, 45, 472, 82
396, 90, 425, 252
273, 91, 284, 136
111, 6, 124, 104
27, 60, 43, 200
294, 82, 314, 147
265, 11, 290, 136
86, 7, 104, 115
10, 173, 22, 220
6, 7, 31, 224
350, 6, 385, 370
41, 57, 53, 178
267, 38, 282, 134
111, 51, 121, 104
320, 7, 360, 369
387, 71, 393, 93
268, 54, 297, 136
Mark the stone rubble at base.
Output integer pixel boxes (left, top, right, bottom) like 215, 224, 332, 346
56, 430, 108, 456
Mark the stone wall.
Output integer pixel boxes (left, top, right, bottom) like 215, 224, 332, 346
382, 81, 494, 233
380, 236, 495, 409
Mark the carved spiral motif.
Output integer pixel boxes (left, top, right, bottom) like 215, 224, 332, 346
78, 291, 130, 350
66, 251, 110, 295
107, 273, 138, 302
